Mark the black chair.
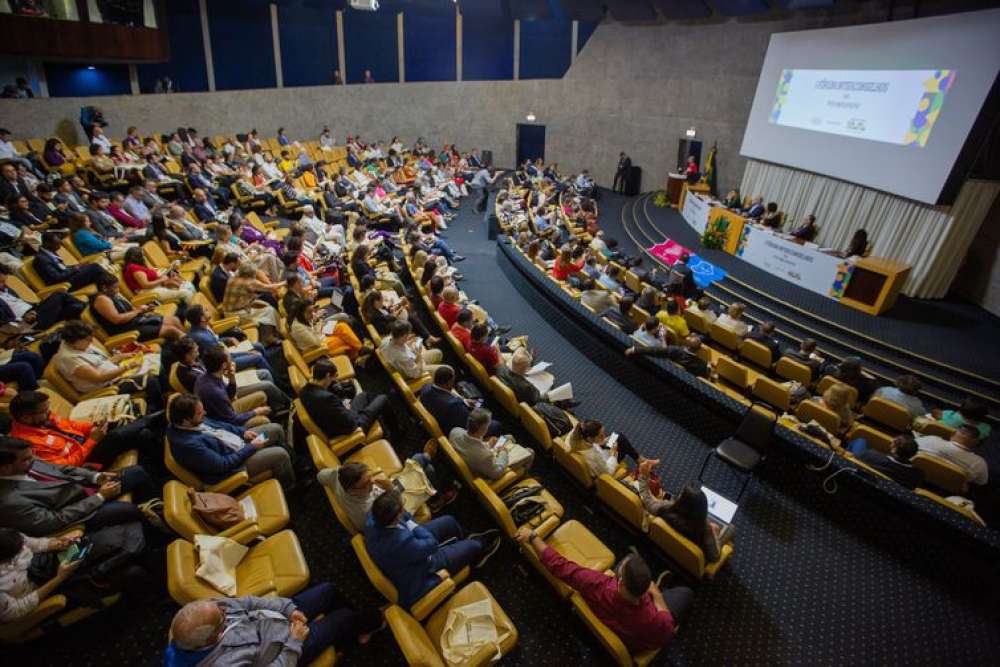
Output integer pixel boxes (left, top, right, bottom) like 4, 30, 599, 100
698, 403, 776, 501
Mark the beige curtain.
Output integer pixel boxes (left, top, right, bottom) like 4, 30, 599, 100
739, 159, 1000, 298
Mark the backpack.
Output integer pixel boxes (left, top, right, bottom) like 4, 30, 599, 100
533, 402, 572, 437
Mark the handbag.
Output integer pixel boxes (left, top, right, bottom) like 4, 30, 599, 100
393, 458, 437, 514
189, 489, 245, 530
439, 597, 513, 666
533, 402, 572, 437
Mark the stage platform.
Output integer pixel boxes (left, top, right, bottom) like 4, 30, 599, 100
597, 189, 1000, 422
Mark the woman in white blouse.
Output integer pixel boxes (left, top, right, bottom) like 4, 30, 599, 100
0, 528, 82, 623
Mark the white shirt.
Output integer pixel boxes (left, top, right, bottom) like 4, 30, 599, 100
0, 140, 18, 160
0, 289, 32, 320
261, 161, 282, 181
916, 435, 988, 485
715, 313, 749, 338
92, 134, 112, 152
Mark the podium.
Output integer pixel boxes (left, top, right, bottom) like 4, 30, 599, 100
839, 257, 911, 316
665, 173, 686, 207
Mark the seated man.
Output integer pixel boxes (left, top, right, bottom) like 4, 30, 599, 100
790, 214, 819, 243
419, 365, 501, 438
0, 435, 155, 535
626, 334, 710, 378
469, 324, 503, 376
742, 195, 764, 219
781, 337, 823, 378
33, 231, 110, 291
209, 252, 239, 304
184, 305, 279, 382
847, 433, 924, 489
300, 358, 388, 438
378, 320, 444, 381
873, 375, 925, 419
746, 321, 780, 360
714, 302, 749, 338
166, 393, 295, 489
8, 390, 165, 467
449, 309, 474, 352
194, 346, 288, 433
496, 347, 577, 409
0, 263, 85, 330
166, 584, 383, 667
631, 318, 669, 350
515, 527, 690, 654
450, 408, 532, 481
917, 425, 987, 486
364, 490, 500, 608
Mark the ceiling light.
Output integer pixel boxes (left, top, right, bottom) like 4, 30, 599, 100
87, 65, 96, 70
686, 127, 696, 138
526, 112, 536, 122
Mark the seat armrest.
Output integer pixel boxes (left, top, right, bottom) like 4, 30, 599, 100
489, 469, 520, 494
130, 292, 162, 306
222, 523, 262, 545
110, 449, 138, 470
37, 283, 71, 299
302, 346, 328, 364
241, 580, 277, 597
306, 436, 339, 470
210, 316, 241, 333
703, 543, 734, 579
104, 331, 140, 351
410, 573, 456, 621
329, 430, 366, 457
207, 470, 250, 494
532, 515, 561, 541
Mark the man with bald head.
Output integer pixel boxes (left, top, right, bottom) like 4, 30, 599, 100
165, 582, 382, 666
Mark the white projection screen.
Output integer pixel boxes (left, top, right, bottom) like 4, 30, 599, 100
740, 9, 1000, 204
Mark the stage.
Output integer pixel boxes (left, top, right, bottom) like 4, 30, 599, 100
595, 189, 1000, 427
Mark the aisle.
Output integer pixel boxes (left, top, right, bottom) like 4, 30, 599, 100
442, 200, 1000, 666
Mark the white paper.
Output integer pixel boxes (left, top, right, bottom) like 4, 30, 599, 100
381, 290, 400, 308
330, 290, 344, 308
239, 496, 258, 522
504, 443, 534, 468
702, 486, 738, 524
322, 321, 336, 335
230, 340, 254, 354
235, 369, 260, 387
547, 382, 574, 402
526, 361, 552, 376
525, 371, 554, 396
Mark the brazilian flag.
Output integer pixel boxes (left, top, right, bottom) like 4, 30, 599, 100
704, 143, 718, 197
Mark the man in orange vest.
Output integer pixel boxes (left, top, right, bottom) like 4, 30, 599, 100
8, 390, 162, 468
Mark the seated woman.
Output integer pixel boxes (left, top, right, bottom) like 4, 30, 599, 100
88, 143, 115, 176
715, 302, 749, 338
636, 461, 733, 563
816, 384, 855, 437
171, 336, 287, 415
361, 290, 436, 343
0, 528, 85, 625
289, 300, 364, 361
551, 246, 584, 282
599, 296, 638, 335
221, 260, 282, 330
121, 246, 196, 304
42, 138, 70, 172
350, 244, 404, 295
68, 213, 132, 261
721, 190, 741, 209
52, 320, 163, 409
760, 203, 781, 229
567, 419, 644, 481
932, 397, 991, 441
90, 273, 185, 342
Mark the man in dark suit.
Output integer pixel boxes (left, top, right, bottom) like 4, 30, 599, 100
0, 263, 85, 330
0, 435, 154, 535
192, 187, 224, 223
33, 231, 110, 291
299, 358, 388, 439
669, 253, 699, 300
747, 321, 782, 361
0, 162, 29, 203
613, 152, 632, 194
209, 253, 238, 304
781, 338, 823, 380
626, 334, 710, 378
188, 164, 230, 207
418, 365, 501, 437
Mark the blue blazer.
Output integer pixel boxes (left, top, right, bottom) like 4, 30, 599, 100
33, 249, 75, 285
193, 202, 220, 222
418, 384, 471, 436
167, 419, 253, 484
187, 325, 223, 355
364, 512, 440, 607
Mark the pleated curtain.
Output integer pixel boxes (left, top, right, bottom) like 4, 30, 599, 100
739, 159, 1000, 298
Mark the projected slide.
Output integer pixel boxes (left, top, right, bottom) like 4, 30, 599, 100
769, 69, 956, 147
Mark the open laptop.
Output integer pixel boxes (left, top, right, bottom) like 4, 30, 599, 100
701, 486, 738, 526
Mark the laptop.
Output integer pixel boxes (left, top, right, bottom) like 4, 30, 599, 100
701, 486, 738, 526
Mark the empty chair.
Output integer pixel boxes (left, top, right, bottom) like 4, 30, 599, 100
751, 376, 792, 413
775, 356, 813, 386
708, 322, 741, 352
715, 357, 751, 393
699, 404, 775, 501
162, 478, 290, 541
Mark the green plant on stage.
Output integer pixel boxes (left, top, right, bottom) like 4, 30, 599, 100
701, 217, 729, 250
653, 191, 669, 207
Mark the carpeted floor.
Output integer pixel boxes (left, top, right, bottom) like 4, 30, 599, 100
13, 197, 1000, 666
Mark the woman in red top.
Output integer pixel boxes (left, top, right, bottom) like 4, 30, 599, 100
551, 247, 584, 282
469, 323, 500, 375
685, 155, 699, 182
436, 286, 462, 327
449, 310, 474, 352
122, 246, 196, 303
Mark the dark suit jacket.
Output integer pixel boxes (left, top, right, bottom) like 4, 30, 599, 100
299, 382, 359, 437
0, 176, 30, 204
142, 163, 168, 181
209, 265, 229, 304
747, 330, 781, 360
0, 460, 105, 535
635, 344, 710, 378
858, 450, 924, 489
496, 364, 542, 405
193, 201, 220, 222
418, 384, 471, 435
167, 419, 254, 484
33, 248, 76, 285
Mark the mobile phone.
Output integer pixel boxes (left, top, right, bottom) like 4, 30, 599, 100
58, 541, 91, 565
495, 435, 509, 449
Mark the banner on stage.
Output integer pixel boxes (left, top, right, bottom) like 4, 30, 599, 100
681, 192, 711, 235
648, 240, 727, 289
735, 225, 853, 298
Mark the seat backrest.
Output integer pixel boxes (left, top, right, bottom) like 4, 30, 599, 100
917, 420, 956, 440
708, 322, 740, 351
795, 399, 841, 436
6, 275, 40, 305
294, 398, 329, 441
282, 340, 310, 378
438, 435, 476, 488
350, 533, 399, 603
385, 606, 445, 667
287, 365, 308, 394
43, 360, 82, 403
648, 517, 705, 578
775, 357, 813, 385
412, 399, 444, 440
569, 593, 636, 667
39, 387, 75, 417
751, 376, 791, 413
488, 375, 520, 416
862, 396, 913, 432
817, 376, 858, 407
594, 475, 645, 532
472, 479, 519, 537
464, 353, 489, 386
734, 404, 776, 454
715, 357, 749, 390
20, 257, 47, 291
518, 403, 552, 451
845, 423, 893, 454
913, 488, 985, 526
552, 438, 595, 489
164, 437, 207, 489
168, 362, 187, 394
142, 240, 171, 269
162, 480, 214, 541
911, 453, 969, 495
683, 308, 709, 334
739, 339, 773, 370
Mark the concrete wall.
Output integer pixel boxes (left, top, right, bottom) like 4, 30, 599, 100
952, 196, 1000, 316
0, 4, 888, 195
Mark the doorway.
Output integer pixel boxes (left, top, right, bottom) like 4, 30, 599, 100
516, 123, 545, 167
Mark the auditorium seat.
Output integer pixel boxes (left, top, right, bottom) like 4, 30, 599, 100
775, 356, 813, 386
295, 398, 384, 454
751, 376, 793, 413
648, 516, 733, 579
487, 375, 522, 417
817, 376, 858, 407
305, 433, 401, 478
739, 339, 774, 371
412, 398, 445, 440
914, 420, 956, 439
464, 353, 491, 387
553, 436, 598, 489
914, 488, 985, 525
845, 423, 894, 453
715, 357, 752, 394
385, 582, 518, 667
164, 436, 272, 494
570, 592, 661, 667
21, 256, 96, 299
911, 453, 969, 495
437, 435, 520, 493
166, 529, 309, 605
594, 475, 646, 532
351, 533, 469, 621
708, 322, 742, 352
519, 402, 554, 452
162, 478, 290, 541
683, 308, 710, 335
862, 396, 914, 432
795, 399, 842, 439
0, 591, 120, 644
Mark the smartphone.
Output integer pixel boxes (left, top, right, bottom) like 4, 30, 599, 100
58, 541, 91, 565
495, 435, 509, 450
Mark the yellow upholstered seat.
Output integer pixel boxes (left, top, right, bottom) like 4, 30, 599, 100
283, 339, 355, 382
295, 398, 383, 455
862, 396, 913, 432
162, 478, 290, 541
386, 582, 519, 667
715, 356, 751, 393
351, 533, 469, 621
751, 376, 792, 413
164, 436, 271, 494
166, 529, 310, 604
845, 423, 894, 454
911, 453, 969, 495
795, 399, 843, 439
553, 436, 596, 489
0, 592, 120, 644
683, 309, 709, 335
488, 375, 521, 416
708, 322, 741, 352
570, 593, 660, 667
914, 488, 985, 525
473, 478, 565, 534
775, 356, 813, 385
438, 436, 519, 494
739, 339, 773, 370
594, 474, 646, 532
648, 516, 733, 579
519, 402, 553, 451
816, 376, 858, 407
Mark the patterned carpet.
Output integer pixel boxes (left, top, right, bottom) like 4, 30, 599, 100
12, 198, 1000, 666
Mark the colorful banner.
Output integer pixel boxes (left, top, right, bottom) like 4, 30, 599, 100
648, 240, 727, 289
735, 225, 853, 299
681, 192, 711, 236
770, 68, 955, 147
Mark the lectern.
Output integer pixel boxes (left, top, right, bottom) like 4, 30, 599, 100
839, 257, 911, 316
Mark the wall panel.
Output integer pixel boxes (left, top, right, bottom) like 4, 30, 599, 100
44, 63, 131, 98
462, 18, 514, 81
279, 3, 338, 87
343, 8, 398, 83
403, 12, 456, 82
207, 0, 276, 91
138, 0, 207, 93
